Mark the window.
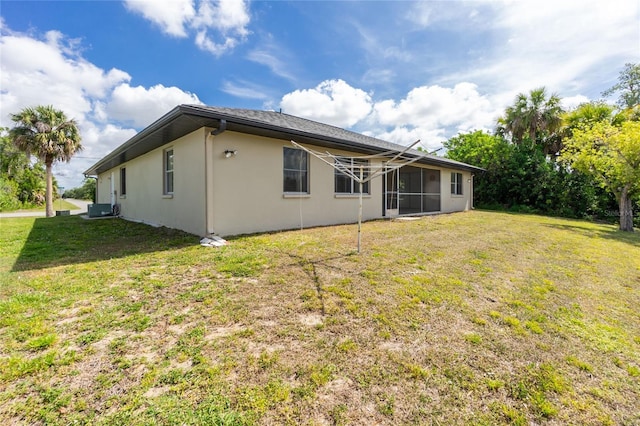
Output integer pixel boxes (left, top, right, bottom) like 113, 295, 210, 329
120, 167, 126, 196
335, 157, 369, 194
164, 148, 174, 194
283, 147, 309, 193
451, 172, 463, 195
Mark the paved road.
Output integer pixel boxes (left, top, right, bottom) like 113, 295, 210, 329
66, 199, 92, 214
0, 199, 92, 218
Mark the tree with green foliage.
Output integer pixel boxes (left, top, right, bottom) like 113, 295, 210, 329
497, 87, 564, 155
1, 127, 30, 178
443, 130, 509, 169
0, 177, 20, 211
0, 128, 51, 211
1, 128, 25, 210
447, 81, 639, 224
561, 121, 640, 231
446, 131, 555, 211
17, 163, 47, 205
602, 63, 640, 109
63, 178, 96, 202
444, 130, 512, 207
446, 128, 615, 219
10, 106, 82, 217
563, 102, 623, 132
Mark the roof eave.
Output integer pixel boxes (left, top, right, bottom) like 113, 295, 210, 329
85, 105, 484, 176
84, 106, 183, 176
180, 106, 485, 172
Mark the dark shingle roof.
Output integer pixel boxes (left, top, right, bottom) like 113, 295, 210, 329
188, 105, 405, 151
84, 105, 483, 175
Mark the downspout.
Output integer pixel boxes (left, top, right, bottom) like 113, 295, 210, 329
470, 173, 474, 210
205, 119, 227, 235
357, 165, 363, 254
211, 119, 227, 136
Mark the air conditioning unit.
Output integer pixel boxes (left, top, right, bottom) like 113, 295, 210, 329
87, 203, 113, 217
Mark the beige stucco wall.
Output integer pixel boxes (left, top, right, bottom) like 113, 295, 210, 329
97, 127, 475, 237
96, 173, 110, 205
441, 170, 473, 213
97, 129, 208, 236
207, 131, 385, 236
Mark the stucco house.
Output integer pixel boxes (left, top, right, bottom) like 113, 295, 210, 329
84, 105, 482, 237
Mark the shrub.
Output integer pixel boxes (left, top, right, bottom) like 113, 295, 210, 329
0, 177, 20, 211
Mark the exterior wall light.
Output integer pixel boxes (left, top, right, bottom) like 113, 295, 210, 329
224, 150, 237, 158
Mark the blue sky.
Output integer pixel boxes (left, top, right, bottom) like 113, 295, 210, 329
1, 0, 638, 188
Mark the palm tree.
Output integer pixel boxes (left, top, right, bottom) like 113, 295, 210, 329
10, 105, 82, 217
562, 101, 622, 133
496, 87, 564, 155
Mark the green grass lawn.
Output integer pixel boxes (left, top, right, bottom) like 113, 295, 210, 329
0, 211, 638, 425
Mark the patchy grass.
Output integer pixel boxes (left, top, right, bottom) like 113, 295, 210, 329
0, 211, 639, 425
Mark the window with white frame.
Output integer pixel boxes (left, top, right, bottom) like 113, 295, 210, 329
283, 147, 309, 193
335, 157, 369, 194
120, 167, 126, 196
164, 148, 174, 195
451, 172, 463, 195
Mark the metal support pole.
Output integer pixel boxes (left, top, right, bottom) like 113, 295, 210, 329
358, 165, 363, 254
289, 139, 425, 254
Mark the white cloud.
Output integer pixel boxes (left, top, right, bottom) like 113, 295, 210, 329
370, 126, 446, 152
245, 33, 301, 82
350, 20, 413, 75
280, 79, 500, 150
0, 30, 130, 124
372, 83, 496, 130
194, 32, 238, 56
280, 79, 373, 128
222, 80, 270, 100
0, 27, 203, 188
191, 0, 249, 35
53, 122, 139, 184
80, 122, 139, 160
367, 82, 499, 148
506, 0, 636, 68
104, 83, 202, 127
352, 21, 412, 62
407, 1, 491, 29
193, 0, 250, 55
123, 0, 195, 37
428, 0, 639, 100
362, 68, 395, 85
561, 95, 590, 111
124, 0, 250, 56
247, 49, 296, 82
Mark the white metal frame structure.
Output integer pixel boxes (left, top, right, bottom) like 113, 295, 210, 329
291, 139, 424, 253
